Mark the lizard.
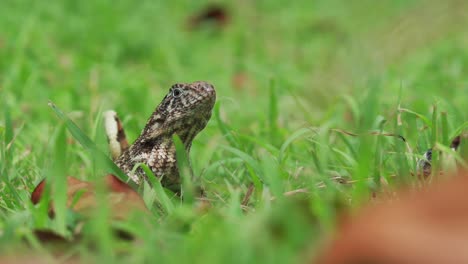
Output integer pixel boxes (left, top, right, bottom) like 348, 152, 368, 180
104, 81, 216, 193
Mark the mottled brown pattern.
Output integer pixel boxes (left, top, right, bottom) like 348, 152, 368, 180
112, 81, 216, 193
115, 115, 129, 153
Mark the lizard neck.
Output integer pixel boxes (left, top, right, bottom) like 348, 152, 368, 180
136, 114, 210, 152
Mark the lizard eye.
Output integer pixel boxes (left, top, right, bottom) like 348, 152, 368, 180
172, 88, 182, 97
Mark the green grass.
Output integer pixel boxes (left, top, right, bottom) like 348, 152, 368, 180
1, 0, 467, 263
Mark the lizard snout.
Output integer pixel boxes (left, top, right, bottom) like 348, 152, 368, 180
194, 81, 216, 96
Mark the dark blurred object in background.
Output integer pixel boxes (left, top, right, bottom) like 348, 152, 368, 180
187, 4, 230, 30
316, 169, 468, 264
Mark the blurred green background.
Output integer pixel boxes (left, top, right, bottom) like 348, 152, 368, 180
0, 0, 467, 263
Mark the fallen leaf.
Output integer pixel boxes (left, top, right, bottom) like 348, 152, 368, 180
31, 174, 148, 220
315, 169, 468, 264
187, 4, 229, 30
32, 229, 74, 244
31, 179, 46, 205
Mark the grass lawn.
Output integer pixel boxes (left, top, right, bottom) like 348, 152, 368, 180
1, 0, 467, 263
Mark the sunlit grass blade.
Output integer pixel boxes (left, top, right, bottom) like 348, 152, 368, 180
394, 106, 411, 184
268, 78, 279, 144
431, 104, 439, 178
351, 85, 381, 204
214, 103, 239, 148
431, 104, 438, 147
440, 111, 449, 146
334, 132, 358, 160
449, 121, 468, 140
260, 154, 283, 198
398, 107, 431, 128
372, 121, 386, 188
310, 190, 336, 232
221, 145, 263, 192
308, 130, 333, 179
331, 147, 356, 167
435, 142, 468, 168
49, 124, 68, 235
4, 105, 14, 152
2, 104, 14, 175
139, 163, 174, 214
226, 186, 243, 218
0, 105, 21, 208
203, 157, 244, 176
309, 142, 323, 174
352, 135, 373, 204
237, 134, 279, 156
279, 127, 314, 164
173, 134, 194, 203
48, 101, 137, 190
341, 95, 360, 127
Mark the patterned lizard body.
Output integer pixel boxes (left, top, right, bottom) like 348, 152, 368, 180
105, 81, 216, 193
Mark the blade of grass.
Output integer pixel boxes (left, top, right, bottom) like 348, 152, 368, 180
48, 101, 137, 190
431, 104, 439, 178
398, 107, 431, 128
335, 132, 358, 160
173, 135, 194, 203
0, 105, 21, 208
279, 127, 314, 164
139, 163, 174, 214
372, 120, 386, 188
221, 145, 263, 192
440, 111, 449, 146
352, 84, 380, 204
341, 95, 360, 127
268, 78, 279, 144
2, 104, 13, 175
260, 154, 283, 198
203, 157, 244, 176
49, 124, 68, 235
394, 104, 411, 184
237, 134, 279, 157
449, 121, 468, 140
435, 142, 467, 167
214, 103, 239, 148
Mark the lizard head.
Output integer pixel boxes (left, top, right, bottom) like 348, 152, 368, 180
143, 81, 216, 148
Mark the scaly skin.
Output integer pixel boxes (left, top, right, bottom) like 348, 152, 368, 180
110, 81, 216, 193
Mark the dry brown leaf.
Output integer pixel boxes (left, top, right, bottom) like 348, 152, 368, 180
315, 169, 468, 264
31, 174, 148, 220
187, 4, 229, 30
